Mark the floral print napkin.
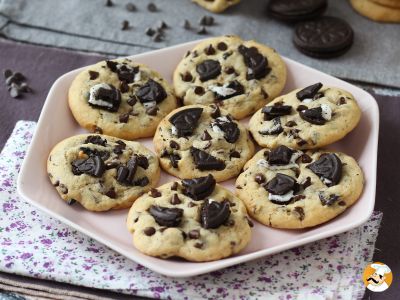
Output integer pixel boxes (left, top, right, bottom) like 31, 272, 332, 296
0, 121, 381, 300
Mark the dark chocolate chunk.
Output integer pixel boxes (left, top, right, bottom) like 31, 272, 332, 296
246, 216, 254, 227
255, 173, 266, 184
265, 173, 296, 195
146, 27, 156, 36
127, 96, 137, 106
67, 199, 76, 205
71, 156, 105, 177
213, 80, 244, 100
319, 192, 340, 206
194, 86, 205, 95
285, 120, 297, 127
300, 154, 312, 163
182, 174, 216, 200
119, 81, 129, 93
79, 147, 110, 161
125, 3, 136, 11
196, 59, 221, 82
268, 146, 293, 165
105, 0, 113, 7
150, 188, 162, 198
136, 79, 167, 104
217, 42, 228, 51
224, 67, 236, 75
229, 150, 240, 158
146, 106, 159, 116
210, 105, 221, 118
199, 15, 214, 26
297, 139, 308, 147
121, 20, 130, 31
188, 229, 200, 239
197, 26, 208, 35
267, 0, 327, 22
88, 71, 99, 80
181, 72, 193, 82
299, 107, 326, 125
106, 60, 118, 72
337, 97, 346, 105
190, 147, 225, 171
194, 242, 203, 249
84, 135, 107, 146
296, 83, 323, 101
238, 45, 270, 80
261, 105, 292, 121
149, 205, 183, 227
201, 130, 212, 141
302, 176, 312, 189
169, 107, 203, 137
105, 188, 116, 199
307, 153, 342, 186
297, 105, 308, 112
259, 117, 283, 135
147, 3, 157, 12
88, 84, 121, 112
105, 162, 119, 169
170, 194, 181, 205
134, 177, 149, 187
152, 33, 163, 42
212, 118, 240, 143
293, 206, 305, 221
116, 157, 137, 185
204, 44, 216, 55
182, 19, 191, 30
119, 113, 129, 123
170, 140, 180, 150
171, 182, 178, 191
169, 154, 181, 168
201, 200, 231, 229
157, 20, 168, 29
144, 227, 156, 236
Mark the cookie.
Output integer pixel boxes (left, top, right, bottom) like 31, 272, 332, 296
293, 17, 354, 58
47, 134, 160, 211
267, 0, 327, 22
126, 174, 252, 261
192, 0, 241, 13
68, 58, 178, 140
153, 104, 255, 182
235, 147, 364, 229
173, 35, 287, 120
249, 83, 361, 149
350, 0, 400, 22
371, 0, 400, 8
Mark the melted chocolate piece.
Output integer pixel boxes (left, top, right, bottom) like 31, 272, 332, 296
190, 147, 225, 171
149, 205, 183, 227
296, 83, 323, 100
307, 153, 342, 186
201, 200, 231, 229
261, 105, 292, 121
213, 80, 245, 100
196, 59, 221, 82
71, 156, 105, 177
318, 192, 340, 206
181, 174, 216, 200
299, 107, 326, 125
265, 173, 296, 195
212, 118, 240, 143
84, 135, 107, 146
238, 45, 270, 80
89, 84, 121, 112
169, 107, 203, 137
268, 145, 293, 165
136, 79, 167, 104
116, 157, 137, 185
79, 147, 110, 161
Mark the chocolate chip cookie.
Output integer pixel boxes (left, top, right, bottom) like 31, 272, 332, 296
235, 146, 364, 229
351, 0, 400, 23
173, 35, 287, 119
192, 0, 241, 13
249, 83, 361, 149
153, 104, 255, 182
126, 174, 252, 261
47, 134, 160, 211
69, 58, 178, 140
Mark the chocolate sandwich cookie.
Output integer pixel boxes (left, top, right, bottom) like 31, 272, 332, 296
126, 175, 252, 261
249, 83, 361, 149
153, 104, 255, 182
293, 16, 354, 58
192, 0, 241, 13
267, 0, 327, 22
68, 58, 178, 140
47, 134, 160, 211
235, 147, 364, 229
173, 35, 287, 120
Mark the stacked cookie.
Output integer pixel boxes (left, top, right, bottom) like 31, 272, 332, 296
48, 35, 364, 262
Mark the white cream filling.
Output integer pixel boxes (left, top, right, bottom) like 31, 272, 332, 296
321, 104, 332, 120
88, 83, 113, 108
143, 101, 156, 109
269, 190, 294, 202
171, 126, 178, 136
260, 119, 281, 135
256, 151, 303, 170
211, 116, 230, 134
134, 71, 141, 82
322, 177, 332, 185
209, 84, 236, 97
302, 98, 313, 104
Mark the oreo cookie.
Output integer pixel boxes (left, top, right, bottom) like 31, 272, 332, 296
267, 0, 327, 22
293, 16, 354, 58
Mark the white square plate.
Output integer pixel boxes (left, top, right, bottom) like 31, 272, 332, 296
17, 40, 379, 277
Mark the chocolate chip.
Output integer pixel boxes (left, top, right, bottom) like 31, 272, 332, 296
71, 156, 105, 177
238, 45, 270, 80
93, 126, 103, 134
319, 192, 340, 206
170, 154, 181, 168
230, 150, 240, 158
121, 20, 130, 30
201, 130, 212, 141
147, 3, 157, 12
190, 147, 225, 171
285, 121, 297, 127
84, 135, 107, 146
337, 97, 346, 105
105, 162, 119, 170
194, 242, 203, 249
296, 83, 323, 100
105, 188, 116, 199
181, 72, 193, 82
338, 201, 346, 206
146, 27, 156, 36
156, 20, 168, 30
224, 67, 236, 75
188, 230, 200, 239
169, 107, 203, 137
261, 105, 292, 121
199, 15, 214, 26
255, 173, 266, 184
204, 44, 216, 55
307, 153, 342, 186
194, 86, 205, 95
149, 206, 183, 227
53, 180, 60, 187
146, 106, 159, 116
88, 71, 99, 80
134, 177, 149, 187
182, 174, 216, 200
136, 155, 149, 169
217, 42, 228, 51
144, 227, 156, 236
59, 184, 68, 194
120, 81, 129, 93
136, 79, 167, 104
196, 59, 221, 82
293, 207, 305, 221
171, 194, 181, 205
153, 34, 163, 43
300, 107, 326, 125
119, 113, 129, 123
170, 140, 180, 150
182, 19, 191, 30
106, 60, 118, 71
297, 139, 307, 146
212, 117, 240, 143
116, 157, 137, 185
297, 105, 308, 112
201, 200, 231, 229
125, 2, 136, 11
300, 154, 312, 163
79, 147, 110, 161
67, 199, 76, 205
150, 188, 162, 198
127, 96, 137, 106
302, 177, 312, 189
265, 173, 296, 195
105, 0, 113, 7
210, 105, 221, 118
171, 182, 178, 191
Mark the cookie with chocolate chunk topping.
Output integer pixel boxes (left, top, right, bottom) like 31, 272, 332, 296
69, 58, 178, 140
153, 104, 255, 182
173, 35, 286, 119
126, 176, 252, 261
47, 134, 160, 211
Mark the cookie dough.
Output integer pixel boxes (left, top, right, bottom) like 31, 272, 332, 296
153, 104, 255, 182
69, 58, 178, 140
173, 35, 287, 119
127, 174, 252, 261
249, 83, 361, 149
47, 134, 160, 211
192, 0, 240, 13
235, 146, 364, 229
350, 0, 400, 22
